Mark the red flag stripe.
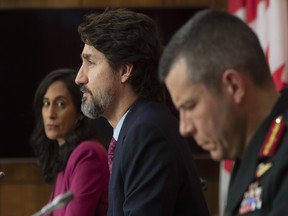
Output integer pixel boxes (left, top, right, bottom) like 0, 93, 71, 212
228, 0, 271, 24
228, 0, 245, 14
246, 0, 258, 23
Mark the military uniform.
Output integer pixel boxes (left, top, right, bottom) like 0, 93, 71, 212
225, 88, 288, 216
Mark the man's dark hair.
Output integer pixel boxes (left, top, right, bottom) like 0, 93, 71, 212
78, 8, 164, 101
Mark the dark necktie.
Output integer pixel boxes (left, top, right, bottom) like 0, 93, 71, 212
108, 137, 117, 176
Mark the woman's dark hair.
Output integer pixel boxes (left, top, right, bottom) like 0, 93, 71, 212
30, 68, 109, 184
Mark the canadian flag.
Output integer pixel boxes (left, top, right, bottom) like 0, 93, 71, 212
219, 0, 288, 215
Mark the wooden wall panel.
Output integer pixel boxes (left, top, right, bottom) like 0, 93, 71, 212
0, 0, 80, 8
0, 160, 52, 216
163, 0, 211, 7
0, 184, 52, 216
81, 0, 227, 8
81, 0, 163, 8
0, 0, 227, 9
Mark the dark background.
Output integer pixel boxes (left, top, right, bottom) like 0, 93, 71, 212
0, 7, 206, 158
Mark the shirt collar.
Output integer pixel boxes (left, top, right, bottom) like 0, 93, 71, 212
113, 110, 129, 141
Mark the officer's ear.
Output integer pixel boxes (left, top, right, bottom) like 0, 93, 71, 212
222, 69, 245, 104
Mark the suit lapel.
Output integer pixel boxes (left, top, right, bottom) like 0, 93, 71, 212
116, 99, 144, 156
117, 99, 144, 143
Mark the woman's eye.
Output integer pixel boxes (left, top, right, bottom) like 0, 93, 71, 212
57, 101, 66, 108
42, 101, 49, 107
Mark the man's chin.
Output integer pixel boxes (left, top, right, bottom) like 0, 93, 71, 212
210, 151, 223, 161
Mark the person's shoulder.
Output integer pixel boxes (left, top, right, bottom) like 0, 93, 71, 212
125, 100, 176, 130
78, 139, 105, 148
65, 140, 109, 174
259, 114, 288, 159
71, 139, 108, 159
132, 100, 172, 117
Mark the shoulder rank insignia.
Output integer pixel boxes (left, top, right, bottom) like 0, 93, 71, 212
259, 115, 286, 158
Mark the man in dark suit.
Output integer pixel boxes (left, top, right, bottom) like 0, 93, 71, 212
158, 9, 288, 216
75, 8, 209, 216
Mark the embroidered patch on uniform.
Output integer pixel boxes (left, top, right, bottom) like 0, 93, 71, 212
259, 115, 285, 157
256, 162, 273, 178
239, 182, 262, 215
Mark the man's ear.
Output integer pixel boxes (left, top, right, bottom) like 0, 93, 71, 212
120, 64, 133, 83
222, 69, 245, 104
75, 114, 84, 125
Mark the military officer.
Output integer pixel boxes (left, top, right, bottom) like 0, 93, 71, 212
158, 9, 288, 215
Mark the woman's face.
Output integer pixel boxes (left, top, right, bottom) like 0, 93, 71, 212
42, 80, 82, 146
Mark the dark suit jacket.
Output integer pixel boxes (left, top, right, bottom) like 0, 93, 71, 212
225, 88, 288, 216
108, 99, 210, 216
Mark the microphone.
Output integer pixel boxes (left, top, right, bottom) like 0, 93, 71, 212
200, 177, 208, 191
31, 191, 74, 216
0, 171, 5, 180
